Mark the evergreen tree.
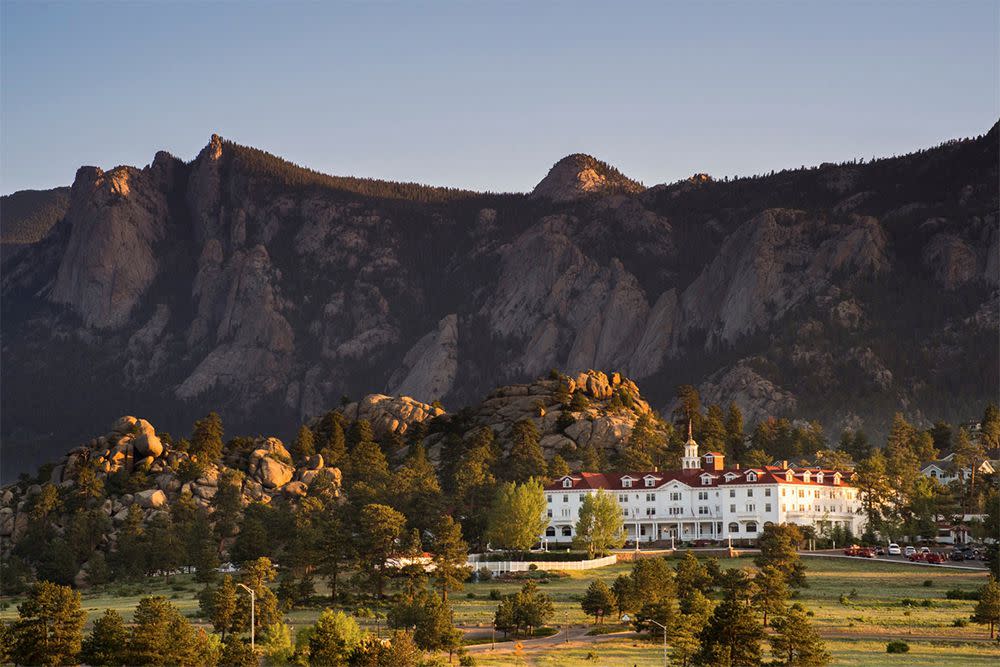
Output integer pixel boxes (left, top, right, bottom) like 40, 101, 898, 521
631, 557, 676, 606
769, 604, 830, 665
673, 385, 702, 434
973, 577, 1000, 638
234, 557, 281, 635
85, 551, 111, 587
315, 411, 348, 468
755, 524, 807, 587
675, 552, 713, 595
694, 592, 762, 666
579, 441, 604, 472
220, 635, 257, 667
317, 503, 356, 601
348, 438, 391, 506
725, 403, 746, 463
612, 573, 639, 618
291, 424, 316, 462
112, 504, 148, 579
230, 509, 271, 564
347, 419, 376, 451
126, 596, 213, 666
190, 510, 220, 582
80, 609, 128, 667
309, 609, 363, 666
357, 503, 407, 597
388, 589, 462, 657
620, 413, 659, 470
212, 469, 244, 539
11, 581, 86, 667
982, 403, 1000, 450
581, 579, 616, 624
212, 576, 238, 639
670, 611, 703, 667
702, 404, 728, 454
430, 514, 470, 602
190, 412, 224, 464
506, 419, 546, 482
573, 489, 625, 557
752, 565, 789, 627
855, 450, 893, 536
548, 454, 571, 479
393, 443, 443, 534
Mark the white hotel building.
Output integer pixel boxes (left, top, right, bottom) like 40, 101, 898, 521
543, 434, 865, 544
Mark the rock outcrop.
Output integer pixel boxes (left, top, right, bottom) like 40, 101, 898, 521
337, 394, 445, 440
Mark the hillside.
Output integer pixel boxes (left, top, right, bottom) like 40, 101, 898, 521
2, 126, 998, 480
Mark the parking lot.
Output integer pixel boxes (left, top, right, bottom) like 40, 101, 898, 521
804, 548, 989, 570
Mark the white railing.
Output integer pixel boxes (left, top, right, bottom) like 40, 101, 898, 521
467, 554, 617, 574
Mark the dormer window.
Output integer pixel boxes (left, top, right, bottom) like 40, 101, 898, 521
562, 478, 573, 488
724, 472, 738, 481
785, 470, 794, 482
746, 471, 758, 482
816, 472, 824, 483
802, 471, 811, 483
645, 477, 656, 488
700, 474, 713, 486
833, 472, 842, 485
622, 478, 633, 488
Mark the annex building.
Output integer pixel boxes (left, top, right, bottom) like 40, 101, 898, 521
542, 431, 865, 544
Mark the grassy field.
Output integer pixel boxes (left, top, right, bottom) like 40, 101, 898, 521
2, 555, 998, 665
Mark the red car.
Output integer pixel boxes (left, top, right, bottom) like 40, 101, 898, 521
925, 552, 946, 564
844, 545, 862, 556
908, 553, 927, 562
860, 547, 877, 558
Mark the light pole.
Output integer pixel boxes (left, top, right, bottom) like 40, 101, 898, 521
622, 614, 668, 666
236, 583, 255, 651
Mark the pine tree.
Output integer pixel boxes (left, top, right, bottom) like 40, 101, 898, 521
548, 454, 571, 479
291, 424, 316, 462
430, 514, 470, 602
190, 412, 224, 464
694, 594, 761, 666
670, 612, 703, 667
357, 504, 407, 597
235, 557, 281, 635
612, 574, 639, 618
81, 609, 128, 666
769, 604, 830, 665
315, 411, 348, 468
620, 413, 659, 470
506, 419, 546, 482
752, 565, 789, 627
675, 552, 713, 595
982, 403, 1000, 450
581, 579, 616, 624
755, 524, 807, 587
317, 503, 356, 601
974, 577, 1000, 638
190, 510, 220, 582
393, 444, 443, 534
725, 403, 746, 463
212, 576, 238, 639
347, 419, 376, 451
11, 581, 86, 667
348, 439, 391, 506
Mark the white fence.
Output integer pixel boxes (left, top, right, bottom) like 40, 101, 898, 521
467, 553, 617, 574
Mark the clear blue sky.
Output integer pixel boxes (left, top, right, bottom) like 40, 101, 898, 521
2, 1, 997, 195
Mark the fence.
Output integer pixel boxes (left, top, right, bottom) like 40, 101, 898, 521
467, 553, 617, 574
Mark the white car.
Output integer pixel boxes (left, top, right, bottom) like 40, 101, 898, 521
888, 543, 901, 555
920, 546, 931, 554
904, 546, 916, 557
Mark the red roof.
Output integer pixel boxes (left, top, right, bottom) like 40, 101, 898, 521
544, 467, 852, 491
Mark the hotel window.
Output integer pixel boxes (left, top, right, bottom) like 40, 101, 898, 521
670, 492, 682, 501
798, 490, 805, 498
669, 507, 683, 515
698, 506, 709, 515
646, 493, 656, 502
645, 478, 655, 487
561, 509, 570, 517
728, 522, 739, 532
623, 479, 632, 488
765, 488, 772, 497
747, 489, 754, 497
563, 495, 568, 502
547, 509, 552, 517
622, 508, 629, 517
814, 490, 820, 499
698, 491, 708, 500
563, 478, 572, 488
547, 495, 552, 503
746, 472, 757, 481
729, 489, 736, 497
619, 494, 628, 503
646, 507, 656, 516
782, 489, 786, 497
746, 504, 755, 512
746, 522, 758, 533
730, 504, 736, 513
765, 503, 772, 512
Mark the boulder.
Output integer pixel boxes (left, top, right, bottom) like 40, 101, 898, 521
305, 454, 324, 470
192, 484, 217, 500
283, 481, 308, 497
111, 416, 139, 434
0, 507, 13, 536
134, 489, 167, 509
133, 419, 164, 457
256, 457, 294, 489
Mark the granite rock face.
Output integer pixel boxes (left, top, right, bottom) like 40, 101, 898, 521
2, 126, 997, 474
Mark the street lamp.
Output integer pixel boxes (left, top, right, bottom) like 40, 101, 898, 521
235, 583, 256, 651
621, 614, 668, 666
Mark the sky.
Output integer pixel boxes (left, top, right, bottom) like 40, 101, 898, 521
2, 1, 997, 195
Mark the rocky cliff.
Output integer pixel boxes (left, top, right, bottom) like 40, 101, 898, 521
3, 125, 998, 479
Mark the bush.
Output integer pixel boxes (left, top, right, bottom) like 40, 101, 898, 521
466, 592, 476, 599
946, 588, 980, 601
459, 655, 476, 666
839, 594, 851, 605
586, 651, 599, 661
922, 579, 933, 587
528, 564, 538, 571
886, 641, 910, 654
489, 589, 502, 601
953, 618, 969, 627
900, 598, 917, 607
920, 599, 933, 608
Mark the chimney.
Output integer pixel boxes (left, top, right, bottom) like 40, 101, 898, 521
735, 463, 741, 470
781, 460, 789, 470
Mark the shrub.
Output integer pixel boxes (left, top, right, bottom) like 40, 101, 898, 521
839, 594, 851, 605
920, 599, 933, 608
953, 618, 969, 627
946, 588, 980, 601
466, 592, 476, 599
586, 651, 599, 660
528, 564, 538, 571
900, 598, 917, 607
922, 579, 933, 587
886, 641, 910, 654
459, 655, 476, 666
489, 589, 502, 601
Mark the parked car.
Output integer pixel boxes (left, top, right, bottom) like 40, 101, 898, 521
949, 550, 968, 561
920, 546, 931, 555
888, 543, 901, 555
860, 547, 877, 558
904, 546, 916, 557
925, 552, 946, 564
908, 552, 926, 562
875, 546, 886, 555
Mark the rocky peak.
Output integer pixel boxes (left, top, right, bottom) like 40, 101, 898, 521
531, 153, 643, 202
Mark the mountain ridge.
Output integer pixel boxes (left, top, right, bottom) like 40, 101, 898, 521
2, 124, 997, 481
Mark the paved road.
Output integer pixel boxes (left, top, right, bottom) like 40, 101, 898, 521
801, 550, 988, 570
